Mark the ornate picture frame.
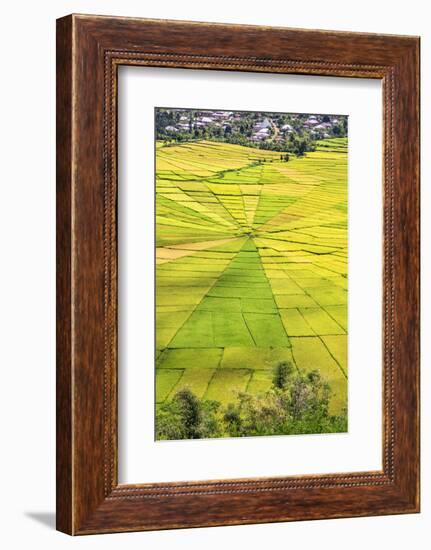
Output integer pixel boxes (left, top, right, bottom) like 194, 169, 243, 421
56, 14, 420, 534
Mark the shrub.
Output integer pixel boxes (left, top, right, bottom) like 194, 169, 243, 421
273, 361, 294, 389
175, 388, 201, 438
223, 403, 242, 437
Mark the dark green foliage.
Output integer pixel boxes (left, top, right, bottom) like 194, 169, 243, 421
156, 367, 348, 440
273, 361, 294, 389
156, 389, 223, 440
176, 389, 201, 438
156, 389, 199, 440
223, 403, 242, 437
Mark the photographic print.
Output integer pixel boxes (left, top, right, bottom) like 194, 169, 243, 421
155, 107, 348, 441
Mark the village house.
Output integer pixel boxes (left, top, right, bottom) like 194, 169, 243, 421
200, 116, 214, 124
213, 111, 232, 120
304, 116, 320, 128
254, 118, 271, 130
281, 123, 293, 133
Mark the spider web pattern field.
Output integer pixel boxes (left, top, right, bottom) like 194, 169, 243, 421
155, 138, 348, 423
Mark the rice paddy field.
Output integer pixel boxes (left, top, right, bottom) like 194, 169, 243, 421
155, 138, 348, 419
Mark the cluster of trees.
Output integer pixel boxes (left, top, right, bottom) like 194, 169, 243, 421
158, 132, 316, 157
263, 135, 316, 156
156, 363, 347, 440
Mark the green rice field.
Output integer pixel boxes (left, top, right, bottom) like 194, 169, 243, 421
155, 138, 348, 417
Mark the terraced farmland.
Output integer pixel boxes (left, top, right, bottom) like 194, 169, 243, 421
155, 138, 348, 424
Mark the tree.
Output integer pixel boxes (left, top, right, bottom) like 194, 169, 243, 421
273, 361, 294, 389
297, 139, 307, 156
342, 117, 348, 134
156, 389, 222, 440
223, 403, 242, 436
174, 389, 201, 438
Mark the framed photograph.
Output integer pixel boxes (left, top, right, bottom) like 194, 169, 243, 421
56, 14, 420, 535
